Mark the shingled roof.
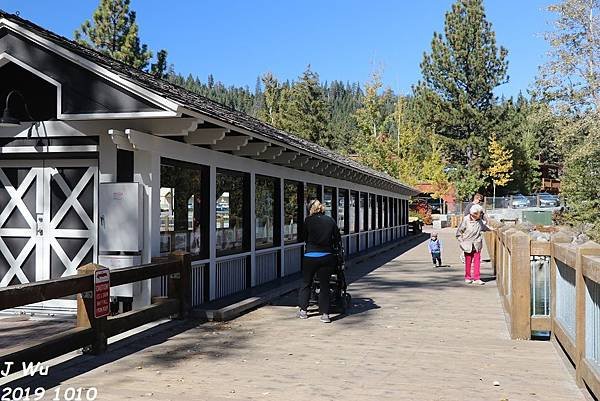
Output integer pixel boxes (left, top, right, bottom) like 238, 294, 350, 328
0, 10, 417, 195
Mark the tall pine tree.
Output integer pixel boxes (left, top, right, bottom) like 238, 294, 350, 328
280, 66, 332, 147
75, 0, 155, 70
413, 0, 509, 171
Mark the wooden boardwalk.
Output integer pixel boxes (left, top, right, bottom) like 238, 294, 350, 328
4, 228, 586, 401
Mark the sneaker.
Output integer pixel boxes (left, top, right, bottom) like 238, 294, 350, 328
297, 309, 308, 319
473, 279, 485, 285
464, 279, 473, 284
433, 264, 438, 268
320, 314, 331, 323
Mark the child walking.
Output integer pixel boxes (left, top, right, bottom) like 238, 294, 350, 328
428, 232, 442, 268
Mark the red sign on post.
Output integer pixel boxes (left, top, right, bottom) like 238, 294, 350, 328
94, 268, 110, 318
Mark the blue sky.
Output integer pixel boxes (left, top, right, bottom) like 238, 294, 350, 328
0, 0, 553, 97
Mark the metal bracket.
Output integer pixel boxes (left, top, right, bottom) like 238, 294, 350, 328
169, 273, 181, 279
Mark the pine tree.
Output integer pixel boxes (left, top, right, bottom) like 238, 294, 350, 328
281, 66, 332, 147
413, 0, 509, 170
487, 134, 513, 206
536, 0, 599, 239
538, 0, 599, 111
150, 49, 169, 78
74, 0, 153, 69
354, 69, 387, 137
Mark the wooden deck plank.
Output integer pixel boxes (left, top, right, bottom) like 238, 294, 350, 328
2, 229, 587, 401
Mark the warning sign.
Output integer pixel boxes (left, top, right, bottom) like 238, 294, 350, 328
94, 268, 110, 318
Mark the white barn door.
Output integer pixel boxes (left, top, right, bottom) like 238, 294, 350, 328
0, 159, 98, 311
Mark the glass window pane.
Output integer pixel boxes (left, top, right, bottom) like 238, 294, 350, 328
160, 163, 205, 257
305, 183, 319, 213
324, 186, 334, 218
349, 191, 357, 234
359, 193, 366, 231
256, 175, 276, 248
369, 194, 374, 230
338, 189, 347, 234
216, 169, 247, 254
284, 180, 301, 243
383, 197, 388, 228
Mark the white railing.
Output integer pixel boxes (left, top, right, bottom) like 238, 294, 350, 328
191, 262, 208, 307
215, 254, 248, 299
255, 248, 279, 285
283, 243, 303, 276
348, 233, 358, 255
359, 232, 367, 252
585, 278, 600, 369
556, 259, 577, 340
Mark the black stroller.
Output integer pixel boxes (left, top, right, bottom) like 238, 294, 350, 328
309, 236, 352, 314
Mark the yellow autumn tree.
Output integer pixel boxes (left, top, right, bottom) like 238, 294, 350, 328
487, 134, 513, 206
422, 137, 452, 208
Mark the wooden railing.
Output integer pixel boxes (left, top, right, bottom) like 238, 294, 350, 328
485, 225, 600, 396
0, 251, 191, 369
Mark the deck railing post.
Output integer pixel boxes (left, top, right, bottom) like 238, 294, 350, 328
76, 263, 108, 355
575, 243, 600, 387
510, 231, 531, 339
170, 251, 192, 319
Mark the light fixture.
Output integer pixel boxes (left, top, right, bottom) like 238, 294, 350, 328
0, 90, 31, 127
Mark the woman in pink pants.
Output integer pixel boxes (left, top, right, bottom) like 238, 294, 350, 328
456, 204, 490, 285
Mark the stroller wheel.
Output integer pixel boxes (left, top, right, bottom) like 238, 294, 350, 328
342, 293, 352, 312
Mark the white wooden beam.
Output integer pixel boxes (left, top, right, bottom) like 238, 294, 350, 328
108, 129, 133, 151
254, 146, 284, 160
211, 135, 250, 151
233, 142, 270, 157
185, 128, 229, 145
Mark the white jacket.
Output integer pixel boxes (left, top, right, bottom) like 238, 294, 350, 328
456, 215, 490, 253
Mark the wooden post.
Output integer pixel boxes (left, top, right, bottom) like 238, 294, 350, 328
575, 242, 600, 387
169, 251, 192, 319
76, 263, 108, 355
510, 231, 531, 339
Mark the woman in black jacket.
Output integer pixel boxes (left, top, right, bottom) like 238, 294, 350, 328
297, 199, 341, 323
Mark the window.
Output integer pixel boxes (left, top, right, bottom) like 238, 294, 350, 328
255, 175, 279, 249
382, 196, 388, 228
216, 169, 249, 254
305, 183, 320, 213
284, 180, 302, 243
349, 191, 358, 233
160, 161, 208, 258
360, 193, 367, 231
377, 196, 382, 229
369, 194, 375, 230
324, 186, 336, 219
338, 189, 348, 234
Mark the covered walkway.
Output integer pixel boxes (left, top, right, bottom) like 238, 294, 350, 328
7, 228, 585, 400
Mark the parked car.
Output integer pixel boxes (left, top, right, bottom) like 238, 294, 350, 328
537, 192, 560, 207
511, 194, 530, 208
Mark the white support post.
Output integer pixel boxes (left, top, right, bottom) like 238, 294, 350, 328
133, 150, 160, 308
279, 177, 285, 277
209, 166, 217, 300
250, 172, 256, 287
357, 191, 361, 251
